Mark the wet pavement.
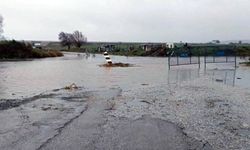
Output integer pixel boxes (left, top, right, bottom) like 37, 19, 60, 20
0, 86, 209, 150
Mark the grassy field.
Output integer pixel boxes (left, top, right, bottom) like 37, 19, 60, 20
43, 41, 250, 57
46, 41, 146, 52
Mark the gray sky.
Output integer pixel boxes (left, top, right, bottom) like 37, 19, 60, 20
1, 0, 250, 42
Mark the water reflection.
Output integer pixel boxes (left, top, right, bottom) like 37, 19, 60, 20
68, 52, 93, 60
168, 69, 200, 85
168, 68, 236, 87
0, 53, 249, 100
204, 69, 236, 86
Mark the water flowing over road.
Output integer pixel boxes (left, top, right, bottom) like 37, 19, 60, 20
0, 53, 250, 150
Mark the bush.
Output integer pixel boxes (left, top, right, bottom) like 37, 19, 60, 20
0, 40, 63, 59
0, 40, 33, 58
31, 49, 63, 58
236, 47, 250, 57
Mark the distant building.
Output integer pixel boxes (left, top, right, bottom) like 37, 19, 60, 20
141, 44, 165, 51
141, 44, 152, 51
211, 40, 221, 44
166, 43, 175, 49
98, 44, 115, 52
32, 42, 42, 49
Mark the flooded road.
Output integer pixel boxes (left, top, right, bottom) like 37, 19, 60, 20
0, 52, 250, 99
0, 53, 250, 150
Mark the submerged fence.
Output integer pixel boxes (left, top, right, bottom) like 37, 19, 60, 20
204, 49, 237, 69
168, 48, 237, 69
167, 69, 236, 86
168, 50, 201, 69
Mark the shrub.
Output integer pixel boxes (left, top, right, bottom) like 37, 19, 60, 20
0, 40, 63, 59
31, 49, 63, 58
0, 40, 33, 58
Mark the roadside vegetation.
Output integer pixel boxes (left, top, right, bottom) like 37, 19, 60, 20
0, 40, 63, 59
0, 15, 63, 60
56, 28, 250, 58
58, 30, 87, 50
60, 42, 250, 57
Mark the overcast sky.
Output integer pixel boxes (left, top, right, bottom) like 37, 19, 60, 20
1, 0, 250, 42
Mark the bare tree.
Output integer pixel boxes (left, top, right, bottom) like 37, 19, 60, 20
58, 32, 74, 50
0, 15, 4, 40
72, 30, 87, 48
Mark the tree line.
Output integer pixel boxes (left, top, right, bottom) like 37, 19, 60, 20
0, 15, 4, 40
58, 31, 87, 50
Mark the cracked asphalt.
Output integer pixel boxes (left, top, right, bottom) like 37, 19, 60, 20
0, 86, 209, 150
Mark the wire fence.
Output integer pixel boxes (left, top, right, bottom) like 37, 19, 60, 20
168, 49, 237, 69
167, 69, 236, 86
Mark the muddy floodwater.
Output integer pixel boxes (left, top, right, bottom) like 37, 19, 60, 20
0, 52, 250, 150
0, 52, 250, 99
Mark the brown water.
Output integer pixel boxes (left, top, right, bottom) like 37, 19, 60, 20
0, 52, 250, 99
